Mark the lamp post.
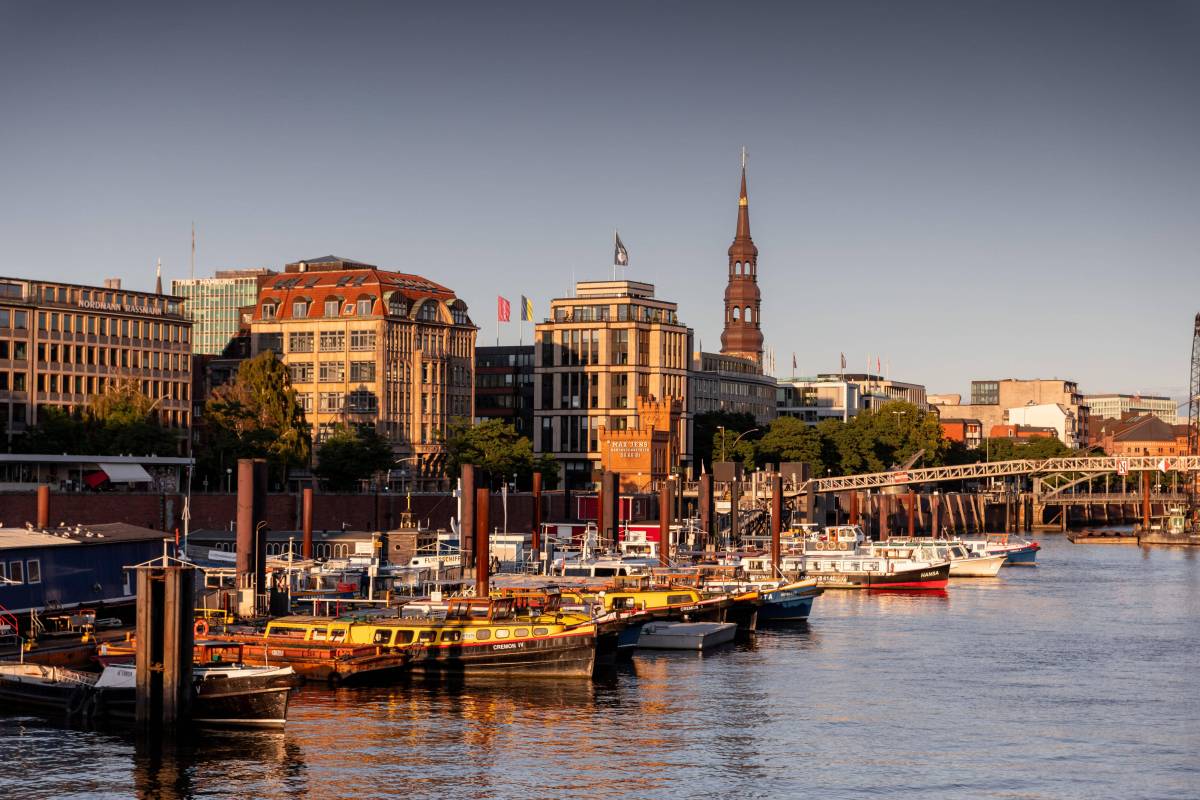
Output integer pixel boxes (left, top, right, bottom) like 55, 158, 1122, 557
718, 426, 759, 463
225, 467, 232, 494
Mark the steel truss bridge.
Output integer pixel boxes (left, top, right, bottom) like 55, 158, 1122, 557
801, 456, 1200, 494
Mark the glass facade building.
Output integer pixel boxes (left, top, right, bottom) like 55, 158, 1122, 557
172, 269, 274, 355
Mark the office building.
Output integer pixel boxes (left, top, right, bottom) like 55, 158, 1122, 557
1084, 393, 1177, 425
173, 268, 275, 355
474, 345, 534, 436
777, 374, 927, 424
534, 279, 692, 489
0, 276, 192, 444
248, 255, 476, 485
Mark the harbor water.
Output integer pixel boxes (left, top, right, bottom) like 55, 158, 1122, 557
2, 536, 1197, 799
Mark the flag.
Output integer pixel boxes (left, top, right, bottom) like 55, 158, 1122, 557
877, 356, 881, 374
840, 352, 846, 369
792, 352, 797, 370
614, 231, 629, 267
497, 296, 511, 322
1158, 458, 1169, 473
521, 295, 534, 321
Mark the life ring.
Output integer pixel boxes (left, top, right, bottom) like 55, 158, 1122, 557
194, 618, 209, 638
839, 542, 850, 551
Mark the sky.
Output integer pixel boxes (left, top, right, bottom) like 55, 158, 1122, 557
2, 1, 1198, 401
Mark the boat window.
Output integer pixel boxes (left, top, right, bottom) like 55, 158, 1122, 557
475, 630, 491, 641
311, 628, 327, 641
595, 567, 617, 577
418, 630, 437, 643
667, 594, 692, 605
495, 629, 510, 639
7, 561, 22, 584
373, 630, 391, 644
25, 559, 40, 584
441, 630, 462, 643
267, 625, 308, 638
514, 628, 529, 638
393, 630, 414, 644
330, 629, 346, 642
533, 627, 549, 636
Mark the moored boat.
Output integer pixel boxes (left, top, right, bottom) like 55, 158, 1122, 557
961, 533, 1040, 565
799, 525, 951, 590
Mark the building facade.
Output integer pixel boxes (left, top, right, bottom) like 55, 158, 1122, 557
172, 268, 275, 355
474, 345, 534, 436
534, 279, 692, 489
1005, 402, 1083, 448
933, 378, 1089, 444
248, 255, 476, 483
940, 418, 983, 449
690, 351, 777, 424
777, 373, 927, 424
1084, 393, 1177, 425
0, 276, 192, 443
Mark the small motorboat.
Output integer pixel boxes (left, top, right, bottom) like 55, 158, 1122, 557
636, 621, 737, 651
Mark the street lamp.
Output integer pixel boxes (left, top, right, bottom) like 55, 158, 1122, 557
225, 467, 232, 494
718, 426, 759, 463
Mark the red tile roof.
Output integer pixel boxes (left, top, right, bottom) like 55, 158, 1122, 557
252, 260, 461, 322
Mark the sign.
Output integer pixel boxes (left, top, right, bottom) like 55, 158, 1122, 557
79, 299, 165, 316
354, 541, 374, 555
1117, 459, 1128, 476
891, 471, 909, 484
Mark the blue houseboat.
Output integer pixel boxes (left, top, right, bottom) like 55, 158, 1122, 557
0, 523, 167, 624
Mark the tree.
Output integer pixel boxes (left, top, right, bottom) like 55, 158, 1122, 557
314, 425, 395, 491
694, 410, 758, 474
85, 380, 179, 456
22, 406, 86, 454
201, 351, 311, 487
442, 418, 558, 489
754, 416, 825, 475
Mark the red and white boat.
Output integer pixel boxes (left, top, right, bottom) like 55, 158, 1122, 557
793, 525, 950, 590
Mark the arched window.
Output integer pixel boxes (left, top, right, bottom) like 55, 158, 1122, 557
292, 298, 310, 319
732, 307, 740, 322
388, 293, 408, 317
324, 297, 343, 317
261, 302, 277, 319
745, 306, 753, 323
356, 295, 374, 316
733, 261, 741, 275
417, 301, 441, 322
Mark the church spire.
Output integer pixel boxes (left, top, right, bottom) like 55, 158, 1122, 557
720, 149, 763, 368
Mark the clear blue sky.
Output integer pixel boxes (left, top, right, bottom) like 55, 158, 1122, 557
2, 1, 1197, 400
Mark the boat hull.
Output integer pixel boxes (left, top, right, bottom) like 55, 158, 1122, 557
407, 630, 597, 679
949, 554, 1007, 578
757, 584, 823, 622
1003, 545, 1039, 565
809, 562, 950, 590
231, 638, 411, 685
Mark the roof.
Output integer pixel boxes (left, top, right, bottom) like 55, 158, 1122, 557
0, 523, 166, 551
0, 454, 193, 466
1112, 414, 1177, 443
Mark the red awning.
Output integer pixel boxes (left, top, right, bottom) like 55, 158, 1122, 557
83, 470, 108, 488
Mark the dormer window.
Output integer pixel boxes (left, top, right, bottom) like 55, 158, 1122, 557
262, 302, 277, 320
324, 298, 342, 318
388, 295, 408, 317
293, 300, 309, 319
356, 296, 373, 316
417, 301, 440, 322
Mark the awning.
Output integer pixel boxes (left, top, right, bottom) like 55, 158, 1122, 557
82, 470, 108, 488
96, 463, 153, 483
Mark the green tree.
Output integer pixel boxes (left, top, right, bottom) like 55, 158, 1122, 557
712, 427, 758, 471
202, 351, 311, 487
442, 418, 558, 489
22, 406, 86, 454
754, 416, 825, 476
86, 381, 178, 456
314, 425, 396, 491
693, 411, 757, 475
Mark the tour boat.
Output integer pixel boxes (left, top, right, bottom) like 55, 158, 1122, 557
704, 559, 823, 622
872, 538, 1007, 577
960, 533, 1040, 565
799, 525, 951, 590
242, 595, 599, 680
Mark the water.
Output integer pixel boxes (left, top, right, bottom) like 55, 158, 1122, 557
2, 536, 1198, 799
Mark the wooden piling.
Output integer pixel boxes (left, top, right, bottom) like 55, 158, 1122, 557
135, 565, 194, 730
907, 493, 916, 537
1141, 471, 1151, 531
659, 481, 672, 567
770, 474, 782, 576
301, 486, 313, 560
460, 464, 475, 567
475, 487, 490, 597
698, 474, 714, 552
36, 484, 49, 529
531, 472, 543, 554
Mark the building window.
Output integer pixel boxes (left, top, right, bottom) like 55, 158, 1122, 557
288, 332, 314, 353
293, 300, 309, 318
319, 392, 344, 413
288, 362, 314, 383
261, 302, 277, 319
350, 361, 376, 382
356, 297, 373, 316
347, 390, 378, 413
350, 330, 375, 351
7, 560, 22, 584
325, 298, 342, 318
298, 393, 314, 413
26, 559, 40, 584
388, 296, 408, 316
255, 333, 282, 354
320, 362, 346, 382
320, 331, 344, 351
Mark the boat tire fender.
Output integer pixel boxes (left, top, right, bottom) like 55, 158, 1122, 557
194, 619, 209, 638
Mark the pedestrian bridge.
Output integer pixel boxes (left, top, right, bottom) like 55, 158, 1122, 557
802, 456, 1200, 494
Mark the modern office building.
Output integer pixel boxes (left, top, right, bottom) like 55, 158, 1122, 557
248, 255, 476, 485
932, 378, 1089, 445
690, 351, 777, 424
777, 374, 928, 424
172, 269, 275, 355
534, 278, 693, 489
474, 345, 534, 436
0, 276, 193, 444
1084, 393, 1177, 425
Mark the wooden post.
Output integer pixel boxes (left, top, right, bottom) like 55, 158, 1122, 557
36, 484, 50, 528
698, 474, 714, 552
596, 472, 607, 551
136, 565, 194, 730
848, 491, 859, 525
770, 473, 782, 577
1141, 471, 1151, 531
931, 495, 941, 537
531, 472, 543, 555
475, 487, 490, 597
907, 492, 916, 537
301, 486, 313, 560
460, 464, 475, 568
658, 481, 671, 567
252, 459, 268, 603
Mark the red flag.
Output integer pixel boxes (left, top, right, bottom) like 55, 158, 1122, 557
497, 296, 511, 322
876, 356, 881, 374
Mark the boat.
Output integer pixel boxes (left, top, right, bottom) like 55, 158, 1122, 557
235, 595, 599, 680
960, 533, 1040, 565
872, 538, 1007, 577
798, 525, 951, 590
702, 560, 823, 622
636, 621, 737, 651
0, 642, 296, 728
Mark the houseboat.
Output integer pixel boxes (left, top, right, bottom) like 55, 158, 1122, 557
798, 525, 951, 589
869, 537, 1007, 577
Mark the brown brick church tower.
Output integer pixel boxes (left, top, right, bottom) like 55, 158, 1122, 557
719, 151, 763, 366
